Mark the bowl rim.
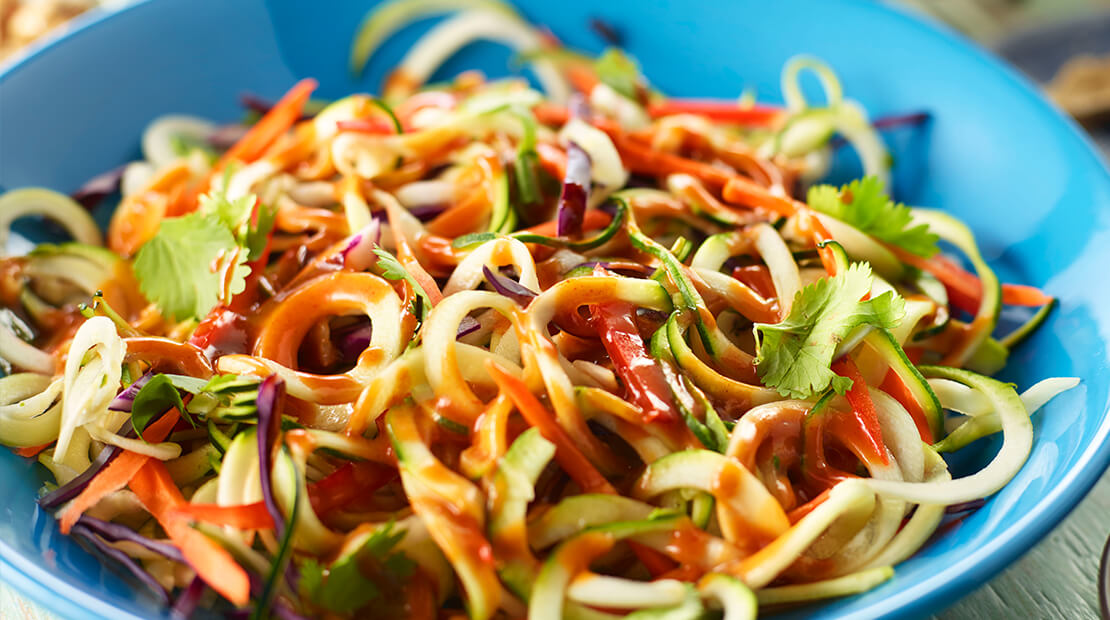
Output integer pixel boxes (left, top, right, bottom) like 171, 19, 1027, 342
1, 1, 1109, 619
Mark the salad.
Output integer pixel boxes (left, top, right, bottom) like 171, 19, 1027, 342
0, 1, 1078, 618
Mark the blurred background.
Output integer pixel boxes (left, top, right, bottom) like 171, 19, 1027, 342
5, 0, 1110, 139
2, 1, 1110, 619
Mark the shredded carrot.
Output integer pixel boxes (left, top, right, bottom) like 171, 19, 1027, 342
58, 409, 181, 534
565, 63, 601, 95
381, 195, 445, 305
14, 443, 50, 458
535, 142, 567, 181
721, 175, 801, 218
218, 78, 318, 169
130, 459, 250, 606
647, 99, 783, 125
787, 488, 832, 523
172, 501, 275, 530
1001, 283, 1054, 307
485, 363, 675, 576
891, 250, 980, 314
485, 360, 614, 494
521, 209, 610, 237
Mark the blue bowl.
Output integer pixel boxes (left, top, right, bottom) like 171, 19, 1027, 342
1, 0, 1109, 618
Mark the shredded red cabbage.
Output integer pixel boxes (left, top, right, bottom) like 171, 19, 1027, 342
208, 124, 251, 150
108, 372, 154, 413
170, 577, 207, 620
340, 221, 383, 271
71, 522, 170, 604
457, 315, 481, 338
39, 445, 119, 509
256, 375, 287, 539
482, 266, 537, 307
555, 141, 591, 238
76, 515, 184, 563
71, 165, 126, 210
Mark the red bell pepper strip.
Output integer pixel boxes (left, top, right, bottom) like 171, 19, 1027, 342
589, 301, 677, 423
308, 461, 398, 516
647, 99, 783, 125
831, 357, 889, 466
880, 369, 934, 444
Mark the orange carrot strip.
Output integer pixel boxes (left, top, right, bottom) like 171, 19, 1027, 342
1001, 283, 1054, 307
172, 502, 274, 530
14, 443, 50, 458
485, 360, 615, 494
565, 63, 601, 95
381, 195, 445, 305
520, 209, 611, 237
609, 131, 732, 187
58, 409, 181, 534
535, 142, 567, 180
130, 460, 250, 606
219, 78, 317, 168
647, 99, 783, 125
484, 362, 674, 576
721, 175, 801, 218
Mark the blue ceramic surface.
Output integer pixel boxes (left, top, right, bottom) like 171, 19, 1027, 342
1, 1, 1109, 618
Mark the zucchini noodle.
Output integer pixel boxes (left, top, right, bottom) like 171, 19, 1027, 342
0, 5, 1075, 619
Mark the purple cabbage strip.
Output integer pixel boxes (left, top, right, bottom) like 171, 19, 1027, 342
256, 375, 287, 539
336, 323, 373, 360
829, 110, 931, 149
572, 261, 654, 277
406, 203, 449, 221
945, 498, 987, 514
108, 372, 154, 413
340, 220, 383, 272
71, 165, 126, 210
457, 316, 481, 338
555, 141, 592, 238
75, 515, 184, 563
39, 444, 119, 509
70, 522, 170, 605
482, 266, 537, 307
170, 577, 207, 620
208, 124, 250, 150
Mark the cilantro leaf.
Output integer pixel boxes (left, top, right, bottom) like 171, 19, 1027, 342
299, 522, 415, 614
199, 187, 276, 261
245, 203, 277, 260
754, 262, 904, 399
594, 48, 641, 100
808, 176, 939, 257
132, 212, 249, 321
131, 373, 196, 435
373, 248, 431, 323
